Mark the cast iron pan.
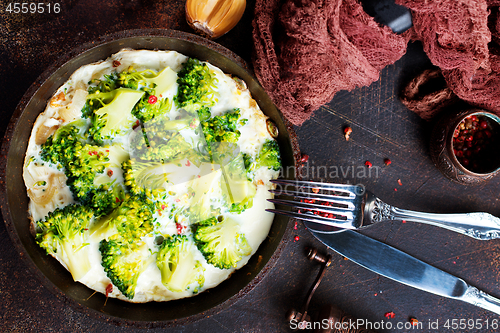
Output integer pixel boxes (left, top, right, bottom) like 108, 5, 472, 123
0, 29, 300, 328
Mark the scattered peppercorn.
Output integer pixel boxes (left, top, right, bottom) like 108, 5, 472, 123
344, 126, 352, 141
148, 95, 158, 105
105, 283, 113, 297
384, 312, 395, 319
365, 160, 372, 168
384, 158, 391, 166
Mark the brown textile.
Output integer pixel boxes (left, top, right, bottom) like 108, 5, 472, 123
252, 0, 409, 125
252, 0, 500, 125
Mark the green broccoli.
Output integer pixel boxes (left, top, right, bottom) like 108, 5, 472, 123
174, 58, 218, 111
90, 193, 155, 241
87, 88, 144, 144
64, 143, 128, 216
99, 237, 153, 299
35, 204, 94, 281
95, 194, 156, 299
244, 139, 281, 176
193, 215, 252, 270
130, 113, 198, 163
118, 68, 177, 122
41, 122, 129, 216
220, 153, 256, 214
81, 74, 120, 118
40, 120, 89, 167
122, 159, 170, 199
156, 235, 205, 293
200, 108, 245, 144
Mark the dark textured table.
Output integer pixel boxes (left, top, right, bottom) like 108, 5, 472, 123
2, 1, 500, 332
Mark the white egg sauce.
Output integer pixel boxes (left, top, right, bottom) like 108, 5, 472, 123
23, 49, 279, 302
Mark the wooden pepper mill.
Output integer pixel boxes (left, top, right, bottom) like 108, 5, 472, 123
286, 247, 376, 333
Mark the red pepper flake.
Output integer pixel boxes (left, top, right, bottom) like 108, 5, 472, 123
384, 158, 392, 166
397, 179, 403, 186
112, 60, 121, 67
409, 318, 419, 326
300, 154, 309, 163
384, 312, 395, 319
402, 220, 406, 223
133, 120, 140, 130
161, 204, 167, 210
185, 160, 191, 167
344, 126, 352, 141
175, 198, 180, 202
148, 95, 158, 104
176, 223, 183, 234
105, 283, 113, 297
394, 188, 398, 192
107, 169, 113, 177
294, 235, 300, 241
365, 160, 372, 168
115, 197, 120, 203
294, 221, 298, 230
312, 188, 320, 193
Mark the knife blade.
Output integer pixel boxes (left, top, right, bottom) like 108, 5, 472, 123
307, 226, 500, 315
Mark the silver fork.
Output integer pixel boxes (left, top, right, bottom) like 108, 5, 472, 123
267, 179, 500, 240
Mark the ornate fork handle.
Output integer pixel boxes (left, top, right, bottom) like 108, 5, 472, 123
373, 197, 500, 240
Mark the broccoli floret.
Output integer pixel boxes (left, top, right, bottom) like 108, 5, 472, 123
81, 74, 120, 118
130, 113, 198, 163
99, 237, 153, 299
174, 58, 218, 111
40, 120, 89, 167
87, 88, 144, 144
64, 143, 128, 216
118, 68, 177, 122
35, 204, 94, 281
156, 235, 205, 293
220, 152, 256, 214
90, 193, 155, 241
95, 194, 156, 299
193, 216, 252, 270
200, 108, 245, 144
244, 139, 281, 176
122, 159, 172, 199
41, 122, 129, 216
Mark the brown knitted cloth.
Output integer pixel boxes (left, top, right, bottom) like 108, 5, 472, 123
252, 0, 500, 125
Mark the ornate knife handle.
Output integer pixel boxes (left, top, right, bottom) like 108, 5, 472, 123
462, 286, 500, 315
389, 207, 500, 240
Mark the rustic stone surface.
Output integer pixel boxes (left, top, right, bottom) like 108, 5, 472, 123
1, 2, 500, 332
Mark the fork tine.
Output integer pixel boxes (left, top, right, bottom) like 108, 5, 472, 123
270, 179, 361, 198
269, 189, 356, 204
268, 198, 355, 215
265, 209, 355, 229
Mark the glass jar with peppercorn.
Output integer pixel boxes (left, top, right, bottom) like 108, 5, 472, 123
430, 109, 500, 184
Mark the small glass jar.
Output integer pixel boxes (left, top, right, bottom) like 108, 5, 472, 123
430, 109, 500, 184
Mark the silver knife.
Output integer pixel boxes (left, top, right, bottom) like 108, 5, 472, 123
308, 226, 500, 315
